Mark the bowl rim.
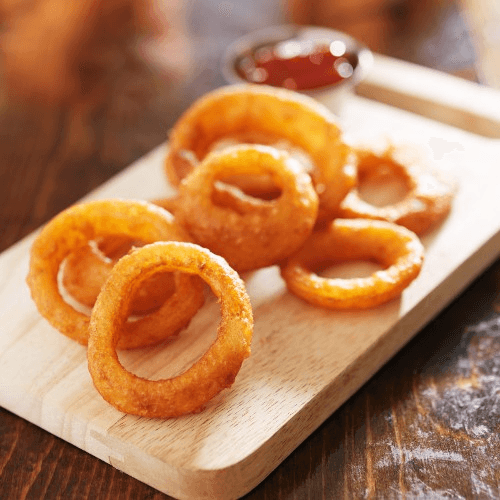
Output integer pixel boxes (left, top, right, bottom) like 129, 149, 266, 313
220, 24, 374, 94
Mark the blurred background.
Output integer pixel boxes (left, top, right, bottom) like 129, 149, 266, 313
0, 0, 498, 239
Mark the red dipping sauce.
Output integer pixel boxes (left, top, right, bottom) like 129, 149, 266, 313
234, 38, 357, 91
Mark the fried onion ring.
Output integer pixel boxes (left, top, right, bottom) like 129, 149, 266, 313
165, 84, 356, 220
175, 144, 319, 272
150, 195, 181, 215
87, 241, 253, 418
280, 218, 424, 309
27, 199, 204, 348
338, 145, 455, 235
61, 235, 176, 315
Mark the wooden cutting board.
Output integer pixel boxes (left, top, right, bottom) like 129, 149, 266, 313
1, 55, 500, 500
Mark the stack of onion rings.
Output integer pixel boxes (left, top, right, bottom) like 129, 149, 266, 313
26, 83, 458, 419
175, 144, 319, 272
27, 199, 205, 349
280, 218, 424, 309
88, 241, 253, 418
165, 84, 356, 221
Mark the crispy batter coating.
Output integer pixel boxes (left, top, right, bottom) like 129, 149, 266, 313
280, 218, 424, 309
175, 144, 319, 272
165, 84, 356, 220
62, 234, 176, 314
27, 199, 204, 348
150, 195, 182, 215
88, 241, 253, 418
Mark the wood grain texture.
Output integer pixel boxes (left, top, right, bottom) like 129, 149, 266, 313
357, 54, 500, 138
1, 56, 500, 498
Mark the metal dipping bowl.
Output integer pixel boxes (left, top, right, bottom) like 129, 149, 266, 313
221, 24, 374, 114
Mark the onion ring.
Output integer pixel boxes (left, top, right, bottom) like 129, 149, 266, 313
87, 241, 253, 418
338, 145, 455, 234
150, 195, 181, 215
175, 144, 319, 272
61, 235, 176, 315
280, 218, 424, 309
164, 84, 356, 220
27, 199, 205, 348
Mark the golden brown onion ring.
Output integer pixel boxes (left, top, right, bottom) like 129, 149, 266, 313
338, 145, 455, 235
87, 241, 253, 418
150, 195, 181, 215
175, 144, 319, 272
165, 84, 356, 220
280, 218, 424, 309
27, 199, 204, 348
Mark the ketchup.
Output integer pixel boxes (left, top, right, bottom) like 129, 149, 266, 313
234, 38, 357, 91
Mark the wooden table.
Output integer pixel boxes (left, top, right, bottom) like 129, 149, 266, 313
2, 1, 500, 499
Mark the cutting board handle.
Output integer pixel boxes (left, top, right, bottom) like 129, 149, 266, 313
357, 54, 500, 139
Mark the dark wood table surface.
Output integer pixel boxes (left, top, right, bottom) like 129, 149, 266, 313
2, 1, 500, 498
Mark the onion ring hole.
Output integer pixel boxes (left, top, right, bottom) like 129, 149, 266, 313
116, 285, 220, 383
314, 258, 384, 281
355, 159, 410, 208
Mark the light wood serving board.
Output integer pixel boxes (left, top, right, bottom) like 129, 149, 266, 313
1, 55, 500, 499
